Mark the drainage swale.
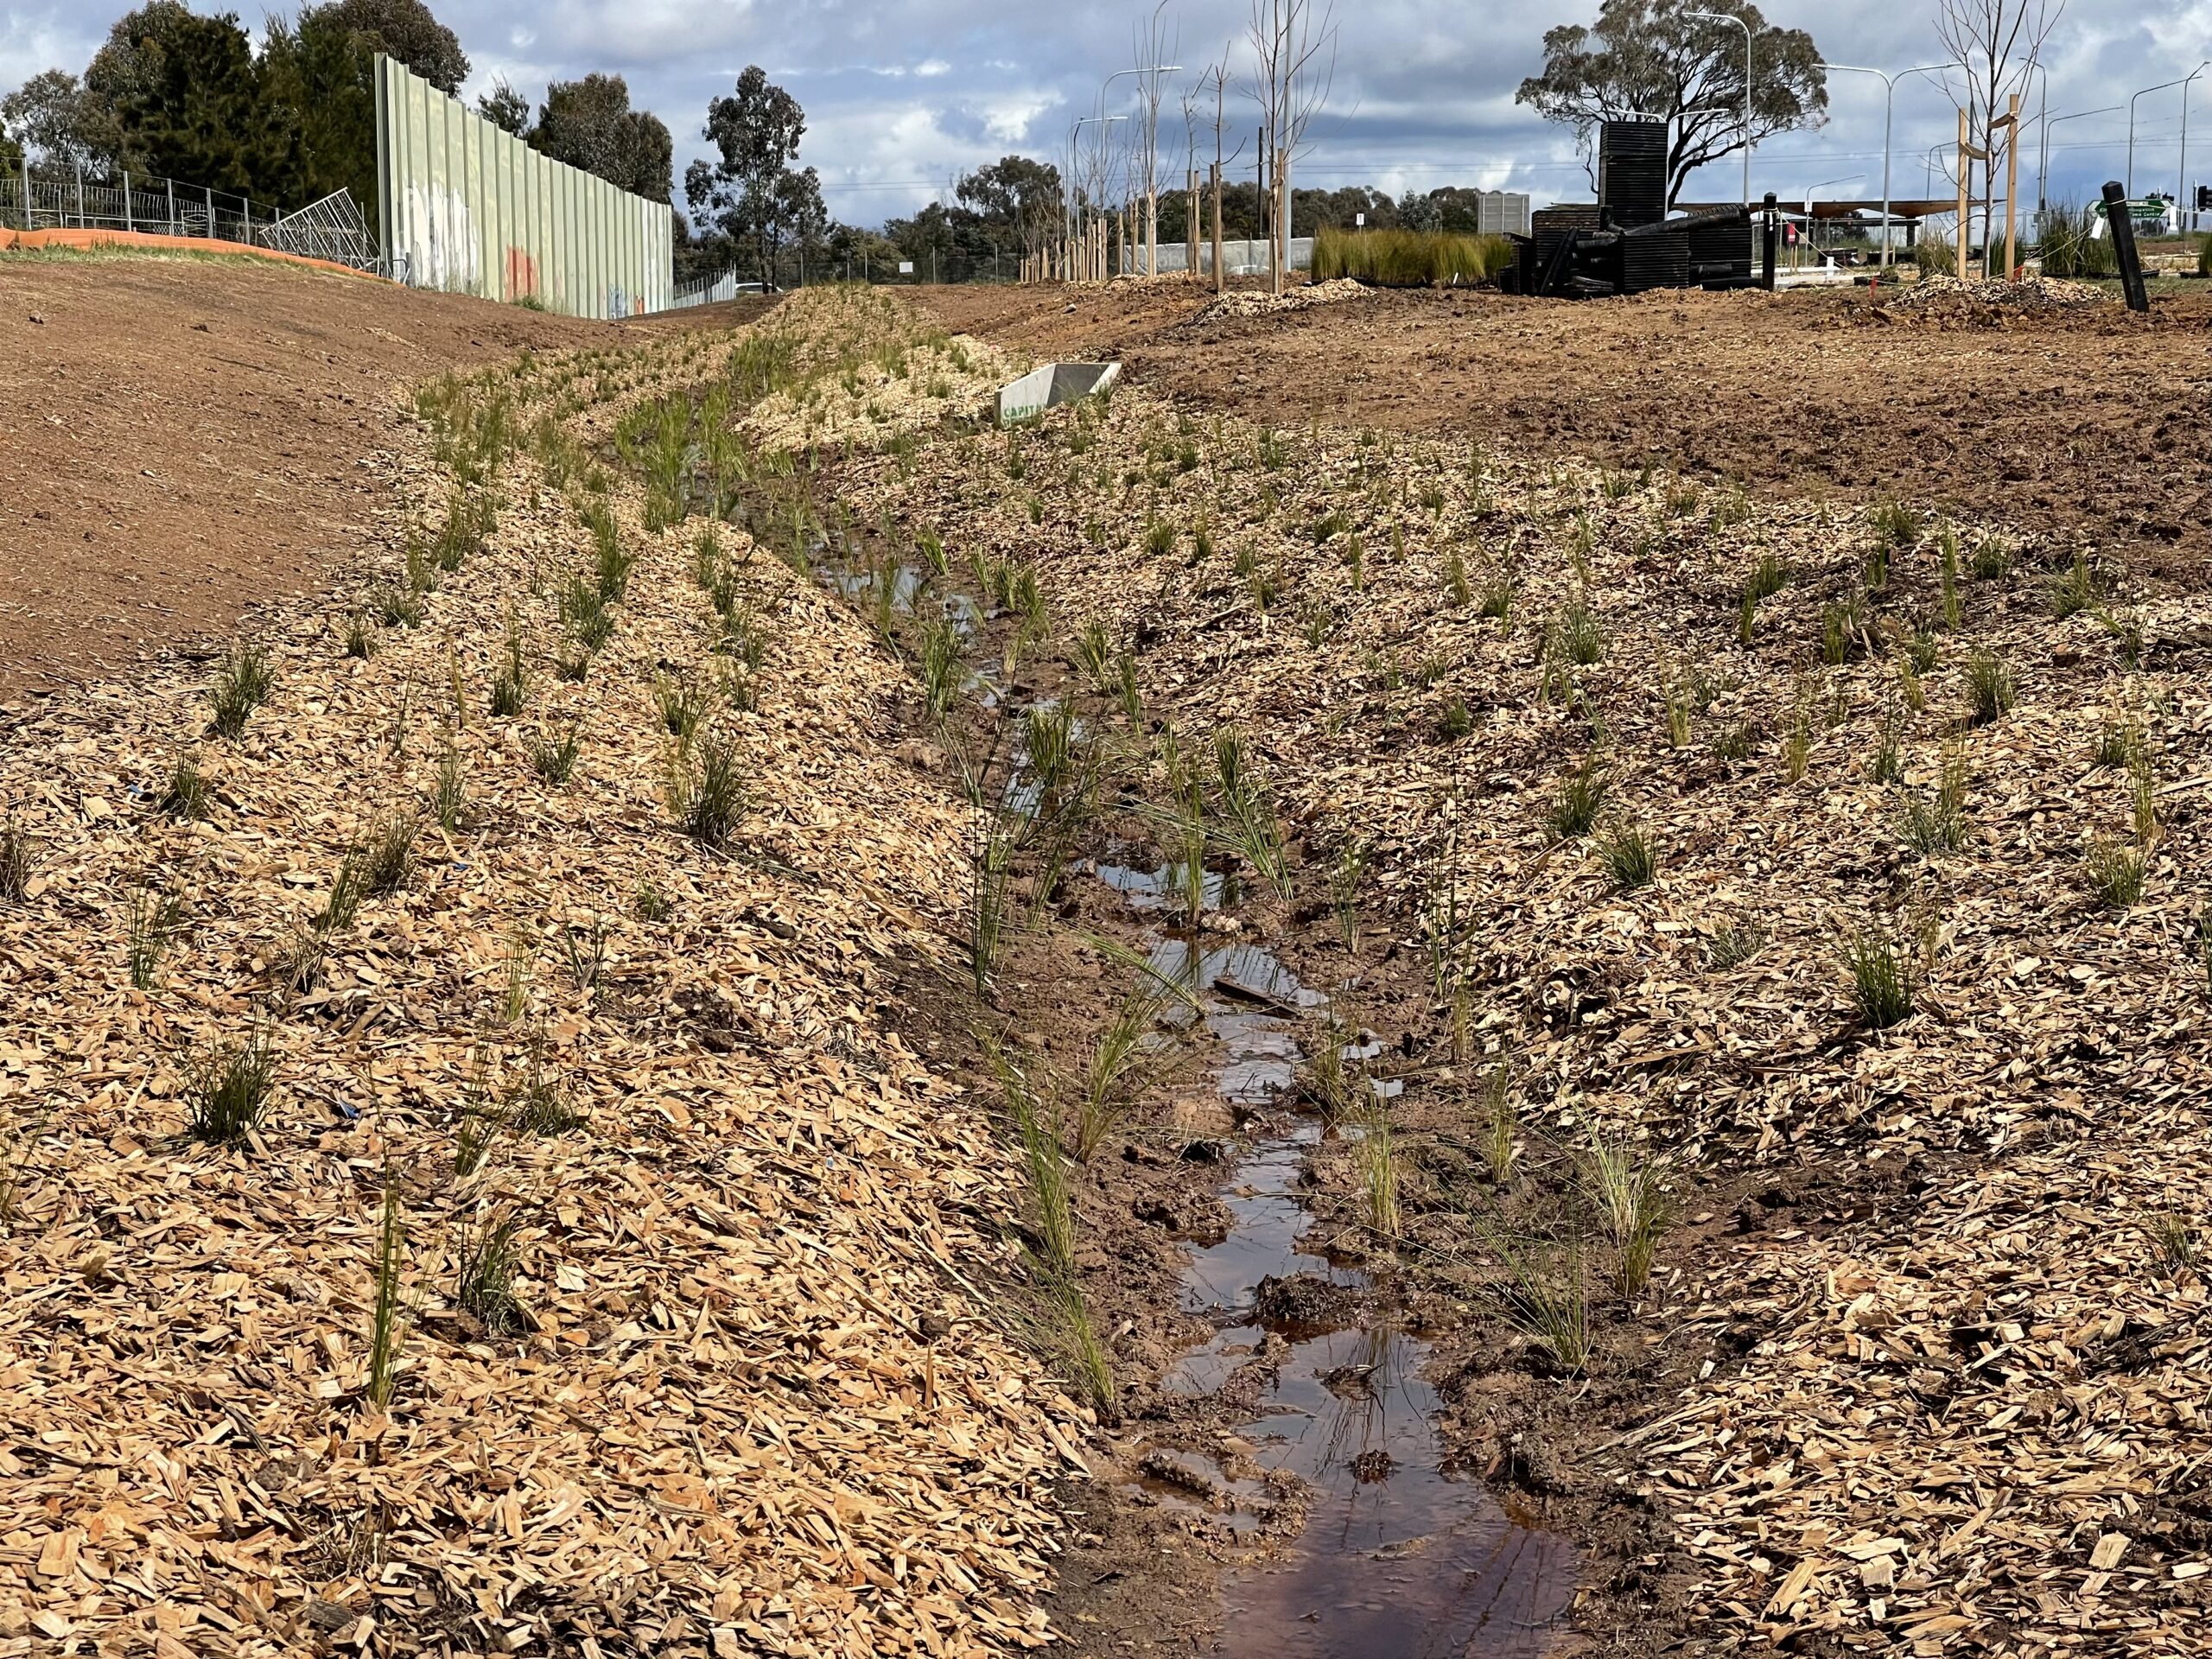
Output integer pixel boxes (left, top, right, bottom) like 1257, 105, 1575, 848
1112, 881, 1578, 1656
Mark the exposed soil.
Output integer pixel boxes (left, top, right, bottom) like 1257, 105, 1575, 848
0, 252, 767, 702
921, 279, 2212, 575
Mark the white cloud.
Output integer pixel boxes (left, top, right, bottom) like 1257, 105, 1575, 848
0, 0, 2196, 224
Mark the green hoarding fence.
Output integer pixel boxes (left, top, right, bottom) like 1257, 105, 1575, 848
373, 54, 673, 319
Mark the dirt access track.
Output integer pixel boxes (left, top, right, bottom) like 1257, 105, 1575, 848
0, 252, 762, 702
924, 279, 2212, 575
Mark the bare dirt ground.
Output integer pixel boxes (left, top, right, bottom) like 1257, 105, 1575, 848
922, 280, 2212, 576
0, 252, 765, 702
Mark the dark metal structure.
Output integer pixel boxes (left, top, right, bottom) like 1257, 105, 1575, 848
1508, 119, 1758, 299
2101, 181, 2150, 315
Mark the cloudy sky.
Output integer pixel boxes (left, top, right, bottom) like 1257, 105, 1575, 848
3, 0, 2206, 220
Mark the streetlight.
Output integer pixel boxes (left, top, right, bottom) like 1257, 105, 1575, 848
2130, 73, 2193, 197
1073, 113, 1126, 276
1688, 10, 1754, 207
2041, 104, 2121, 217
1815, 60, 1963, 266
2180, 62, 2212, 233
1802, 172, 1864, 267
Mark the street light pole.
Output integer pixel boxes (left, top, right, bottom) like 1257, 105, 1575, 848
2180, 63, 2211, 233
1688, 10, 1755, 207
1816, 61, 1962, 267
2041, 105, 2122, 219
2130, 74, 2190, 199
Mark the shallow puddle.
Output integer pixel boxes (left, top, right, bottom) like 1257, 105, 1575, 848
1116, 893, 1578, 1656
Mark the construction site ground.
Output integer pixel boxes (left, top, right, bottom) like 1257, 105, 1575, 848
4, 256, 2212, 1659
920, 278, 2212, 578
0, 251, 766, 702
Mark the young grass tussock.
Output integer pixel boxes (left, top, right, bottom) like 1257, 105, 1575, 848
209, 645, 276, 738
489, 625, 528, 718
159, 753, 212, 819
2085, 840, 2146, 910
455, 1210, 531, 1335
183, 1028, 277, 1144
1580, 1133, 1672, 1296
366, 1169, 410, 1409
362, 811, 420, 897
0, 815, 35, 902
668, 729, 747, 848
1838, 918, 1916, 1030
524, 722, 582, 785
1962, 649, 2015, 726
1211, 728, 1292, 900
1898, 743, 1969, 855
1591, 818, 1658, 891
1484, 1227, 1592, 1375
1478, 1059, 1517, 1182
2145, 1210, 2201, 1281
126, 887, 184, 990
1331, 836, 1369, 955
1355, 1105, 1401, 1240
653, 671, 711, 743
1070, 980, 1179, 1164
1545, 757, 1609, 840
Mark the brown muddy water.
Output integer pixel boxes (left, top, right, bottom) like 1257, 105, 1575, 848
804, 518, 1577, 1655
1134, 931, 1579, 1657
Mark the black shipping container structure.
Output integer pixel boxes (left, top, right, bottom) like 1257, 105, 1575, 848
1508, 118, 1755, 298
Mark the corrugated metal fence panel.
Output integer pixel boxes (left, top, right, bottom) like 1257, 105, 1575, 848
373, 54, 671, 317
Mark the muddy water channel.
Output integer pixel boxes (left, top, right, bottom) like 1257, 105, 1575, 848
798, 519, 1575, 1655
1110, 880, 1578, 1657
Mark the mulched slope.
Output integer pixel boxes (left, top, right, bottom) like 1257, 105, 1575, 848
788, 293, 2212, 1655
0, 320, 1081, 1656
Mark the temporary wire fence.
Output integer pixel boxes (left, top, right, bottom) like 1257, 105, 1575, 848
0, 164, 378, 271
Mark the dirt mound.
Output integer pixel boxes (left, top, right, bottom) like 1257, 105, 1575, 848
0, 313, 1076, 1656
932, 282, 2212, 575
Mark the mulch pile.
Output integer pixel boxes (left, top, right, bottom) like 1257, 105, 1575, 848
1190, 278, 1368, 323
1890, 274, 2109, 312
0, 311, 1083, 1656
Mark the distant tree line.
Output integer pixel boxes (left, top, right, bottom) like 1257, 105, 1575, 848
0, 10, 1512, 286
0, 0, 671, 232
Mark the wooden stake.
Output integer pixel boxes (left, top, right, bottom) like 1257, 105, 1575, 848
2005, 92, 2020, 279
1956, 107, 1970, 282
1211, 161, 1224, 294
1187, 168, 1198, 281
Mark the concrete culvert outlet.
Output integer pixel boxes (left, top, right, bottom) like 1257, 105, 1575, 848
997, 361, 1121, 426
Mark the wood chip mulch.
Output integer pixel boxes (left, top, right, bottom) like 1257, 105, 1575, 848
0, 318, 1084, 1658
783, 297, 2212, 1656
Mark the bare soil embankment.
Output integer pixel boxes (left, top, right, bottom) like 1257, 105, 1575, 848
925, 279, 2212, 575
0, 252, 765, 702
